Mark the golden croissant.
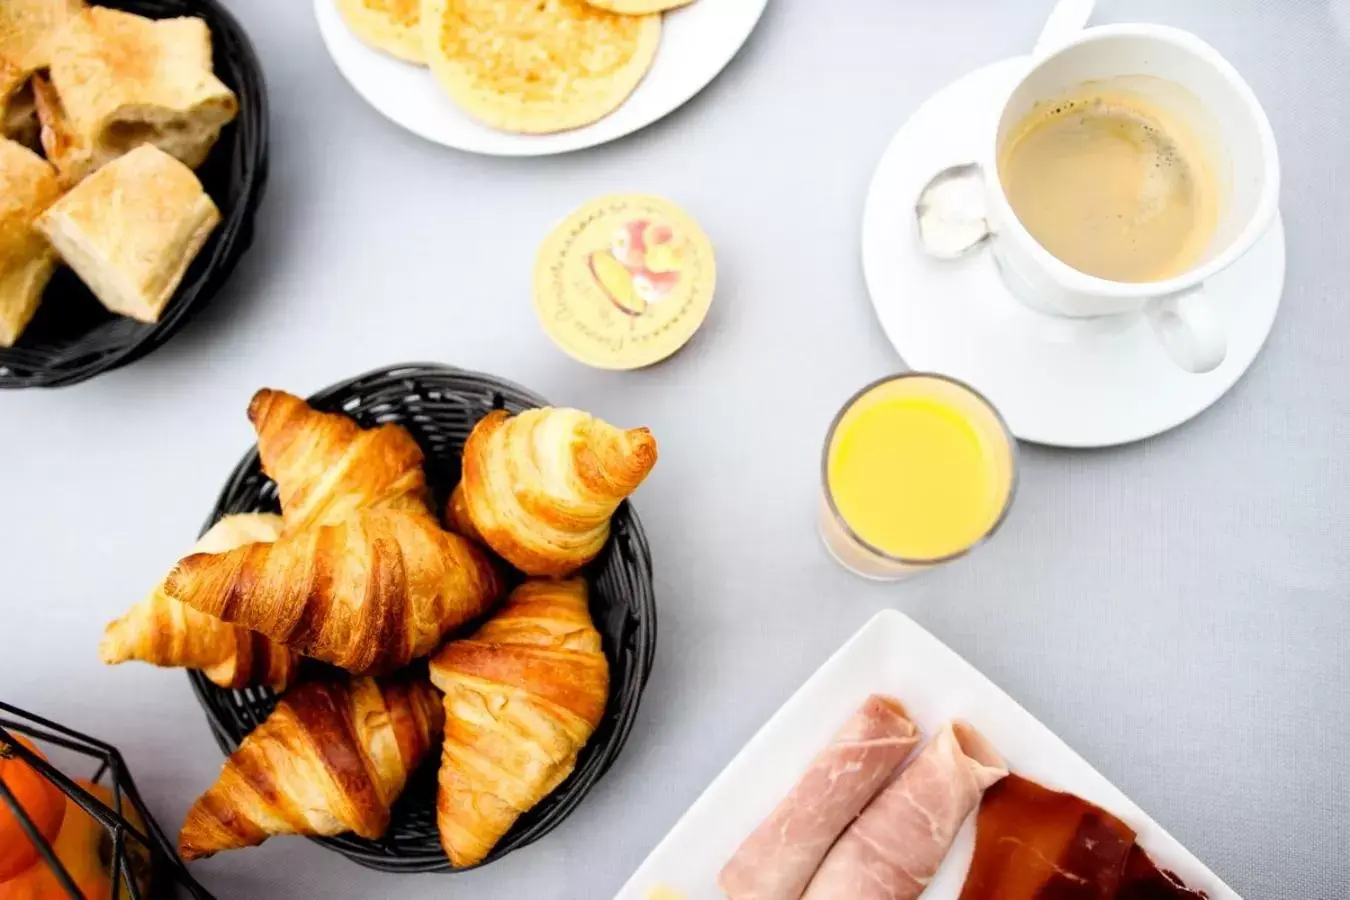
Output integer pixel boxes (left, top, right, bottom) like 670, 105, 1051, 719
444, 478, 480, 542
99, 514, 299, 690
430, 577, 609, 867
165, 508, 501, 675
249, 388, 431, 532
178, 675, 443, 860
454, 408, 657, 576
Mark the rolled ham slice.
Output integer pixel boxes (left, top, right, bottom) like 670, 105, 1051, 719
801, 721, 1008, 900
718, 695, 920, 900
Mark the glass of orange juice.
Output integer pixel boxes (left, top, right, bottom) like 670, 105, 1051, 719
820, 374, 1017, 579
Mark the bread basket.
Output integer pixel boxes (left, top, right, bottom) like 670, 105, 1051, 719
0, 0, 268, 389
187, 363, 658, 872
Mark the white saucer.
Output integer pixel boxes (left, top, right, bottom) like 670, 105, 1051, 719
313, 0, 768, 157
861, 58, 1285, 448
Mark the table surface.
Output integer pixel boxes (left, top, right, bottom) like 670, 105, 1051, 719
3, 1, 1348, 898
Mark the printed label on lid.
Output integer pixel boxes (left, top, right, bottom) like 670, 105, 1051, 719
533, 194, 716, 370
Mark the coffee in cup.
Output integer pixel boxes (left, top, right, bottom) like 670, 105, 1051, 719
996, 79, 1220, 284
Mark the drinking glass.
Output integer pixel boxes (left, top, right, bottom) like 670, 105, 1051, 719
819, 373, 1018, 580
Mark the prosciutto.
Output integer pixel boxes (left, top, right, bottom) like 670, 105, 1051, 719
800, 721, 1008, 900
717, 694, 920, 900
1117, 846, 1210, 899
957, 774, 1138, 899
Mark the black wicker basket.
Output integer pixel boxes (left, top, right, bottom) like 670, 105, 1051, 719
188, 363, 658, 872
0, 702, 216, 899
0, 0, 268, 389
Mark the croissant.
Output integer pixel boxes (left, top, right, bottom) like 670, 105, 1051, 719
249, 388, 431, 532
178, 675, 443, 860
98, 514, 299, 690
444, 479, 480, 542
165, 509, 501, 675
429, 577, 609, 866
455, 408, 657, 576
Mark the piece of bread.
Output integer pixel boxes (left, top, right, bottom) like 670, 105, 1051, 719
98, 514, 301, 691
30, 72, 86, 178
248, 388, 433, 533
456, 407, 658, 576
0, 0, 84, 146
1, 61, 38, 149
164, 508, 502, 675
337, 0, 425, 64
36, 143, 220, 324
0, 0, 85, 71
443, 479, 480, 542
0, 138, 60, 347
178, 675, 444, 860
39, 6, 237, 185
421, 0, 661, 134
430, 578, 609, 867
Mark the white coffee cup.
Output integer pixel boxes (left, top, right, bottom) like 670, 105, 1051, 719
923, 14, 1280, 374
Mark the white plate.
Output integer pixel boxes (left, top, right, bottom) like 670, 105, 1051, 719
861, 58, 1285, 448
314, 0, 768, 157
615, 609, 1239, 900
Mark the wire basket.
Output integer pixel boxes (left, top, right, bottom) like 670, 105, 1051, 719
0, 702, 216, 899
0, 0, 268, 389
188, 363, 658, 872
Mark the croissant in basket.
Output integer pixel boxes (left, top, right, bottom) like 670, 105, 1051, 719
430, 577, 609, 867
165, 508, 501, 675
248, 387, 431, 532
99, 513, 298, 690
452, 407, 657, 577
179, 675, 443, 860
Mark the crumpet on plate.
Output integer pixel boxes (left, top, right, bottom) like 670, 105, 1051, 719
337, 0, 425, 64
582, 0, 694, 14
421, 0, 660, 134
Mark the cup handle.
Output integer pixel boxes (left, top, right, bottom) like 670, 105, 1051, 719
1145, 285, 1227, 374
1034, 0, 1095, 56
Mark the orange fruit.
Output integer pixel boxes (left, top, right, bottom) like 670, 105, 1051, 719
0, 734, 66, 881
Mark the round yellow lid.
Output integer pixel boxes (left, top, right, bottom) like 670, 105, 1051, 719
533, 194, 716, 370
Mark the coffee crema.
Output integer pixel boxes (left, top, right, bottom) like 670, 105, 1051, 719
997, 84, 1219, 283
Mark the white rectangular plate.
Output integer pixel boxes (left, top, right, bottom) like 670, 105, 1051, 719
616, 610, 1238, 900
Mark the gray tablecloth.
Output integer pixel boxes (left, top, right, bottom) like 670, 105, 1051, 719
2, 1, 1347, 897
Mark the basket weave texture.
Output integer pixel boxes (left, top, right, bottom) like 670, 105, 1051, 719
189, 363, 658, 872
0, 0, 269, 389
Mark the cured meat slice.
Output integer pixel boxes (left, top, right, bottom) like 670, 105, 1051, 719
718, 695, 920, 900
1117, 845, 1210, 899
957, 774, 1137, 900
801, 721, 1008, 900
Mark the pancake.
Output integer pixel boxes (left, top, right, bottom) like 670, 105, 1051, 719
422, 0, 660, 134
583, 0, 694, 14
337, 0, 425, 64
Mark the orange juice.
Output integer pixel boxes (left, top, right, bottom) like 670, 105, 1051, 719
821, 375, 1015, 577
